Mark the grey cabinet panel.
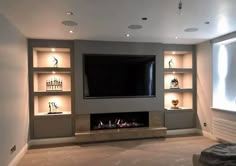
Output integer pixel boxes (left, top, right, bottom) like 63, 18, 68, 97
34, 117, 73, 138
165, 111, 194, 129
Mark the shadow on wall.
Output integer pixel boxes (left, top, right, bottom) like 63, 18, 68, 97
197, 74, 212, 132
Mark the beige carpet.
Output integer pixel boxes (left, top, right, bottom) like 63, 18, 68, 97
18, 135, 217, 166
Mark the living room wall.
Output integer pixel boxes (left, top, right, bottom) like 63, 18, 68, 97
197, 33, 236, 136
74, 40, 164, 114
0, 15, 29, 166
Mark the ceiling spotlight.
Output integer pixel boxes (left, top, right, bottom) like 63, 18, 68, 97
66, 12, 73, 15
51, 48, 55, 52
175, 36, 178, 39
126, 34, 130, 37
69, 30, 74, 34
172, 51, 176, 54
52, 71, 56, 74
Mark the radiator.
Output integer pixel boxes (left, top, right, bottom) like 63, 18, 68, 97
213, 118, 236, 143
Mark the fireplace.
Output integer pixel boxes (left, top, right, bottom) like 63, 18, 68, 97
90, 112, 149, 130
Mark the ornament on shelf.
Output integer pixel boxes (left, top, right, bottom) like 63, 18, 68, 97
52, 56, 58, 68
170, 78, 179, 89
168, 59, 174, 68
46, 77, 63, 91
48, 102, 62, 114
171, 99, 179, 109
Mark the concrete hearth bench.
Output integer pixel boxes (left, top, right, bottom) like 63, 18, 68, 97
75, 127, 167, 143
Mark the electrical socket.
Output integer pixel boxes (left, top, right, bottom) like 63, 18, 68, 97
10, 145, 16, 154
204, 123, 207, 127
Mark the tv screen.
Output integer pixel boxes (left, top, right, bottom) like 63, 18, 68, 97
83, 54, 156, 98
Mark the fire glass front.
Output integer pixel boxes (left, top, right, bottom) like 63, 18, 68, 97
90, 112, 149, 130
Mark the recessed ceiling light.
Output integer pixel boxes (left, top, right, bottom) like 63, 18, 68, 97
66, 12, 73, 15
142, 17, 148, 20
69, 30, 74, 34
52, 71, 56, 74
51, 48, 55, 52
128, 24, 143, 30
172, 51, 176, 54
184, 28, 198, 32
175, 36, 178, 39
62, 20, 78, 26
126, 34, 130, 37
205, 21, 210, 24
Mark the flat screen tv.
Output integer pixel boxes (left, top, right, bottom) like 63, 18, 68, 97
83, 54, 156, 98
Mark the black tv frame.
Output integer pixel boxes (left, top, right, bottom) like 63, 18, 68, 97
82, 54, 156, 99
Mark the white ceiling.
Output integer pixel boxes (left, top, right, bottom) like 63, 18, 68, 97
1, 0, 236, 44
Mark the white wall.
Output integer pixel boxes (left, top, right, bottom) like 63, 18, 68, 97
0, 15, 29, 166
196, 41, 213, 132
197, 40, 236, 134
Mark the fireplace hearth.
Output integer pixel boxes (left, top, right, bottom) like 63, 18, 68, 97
90, 112, 149, 130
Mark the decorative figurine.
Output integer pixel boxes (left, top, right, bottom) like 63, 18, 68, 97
48, 102, 52, 113
171, 99, 179, 109
48, 102, 62, 114
168, 59, 174, 68
52, 56, 58, 68
170, 78, 179, 88
46, 77, 63, 91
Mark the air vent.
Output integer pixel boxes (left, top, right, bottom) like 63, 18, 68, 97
128, 24, 143, 30
184, 28, 198, 32
62, 21, 78, 26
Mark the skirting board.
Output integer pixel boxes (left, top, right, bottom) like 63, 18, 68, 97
167, 128, 200, 136
8, 143, 28, 166
197, 129, 218, 141
29, 137, 77, 146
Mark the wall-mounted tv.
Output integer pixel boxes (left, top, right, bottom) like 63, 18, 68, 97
83, 54, 156, 98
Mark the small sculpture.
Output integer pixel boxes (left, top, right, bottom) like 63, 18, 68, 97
168, 59, 174, 68
46, 77, 63, 91
170, 78, 179, 88
171, 99, 179, 109
48, 102, 62, 114
48, 102, 52, 113
52, 56, 58, 68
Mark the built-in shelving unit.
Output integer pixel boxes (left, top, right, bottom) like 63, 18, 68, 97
33, 47, 72, 116
164, 49, 196, 129
28, 40, 74, 139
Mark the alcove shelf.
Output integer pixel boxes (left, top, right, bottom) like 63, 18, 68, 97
28, 40, 74, 139
164, 49, 196, 129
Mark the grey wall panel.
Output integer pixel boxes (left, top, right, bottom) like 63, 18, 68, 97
74, 40, 164, 114
34, 117, 72, 138
165, 111, 194, 129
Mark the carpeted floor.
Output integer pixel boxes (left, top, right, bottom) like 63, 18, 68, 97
18, 135, 217, 166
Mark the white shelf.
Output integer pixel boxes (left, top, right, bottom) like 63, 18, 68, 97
34, 91, 71, 96
164, 88, 193, 93
164, 68, 192, 73
165, 107, 193, 111
35, 111, 71, 116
